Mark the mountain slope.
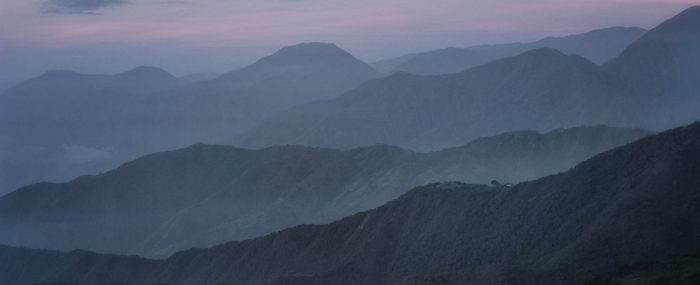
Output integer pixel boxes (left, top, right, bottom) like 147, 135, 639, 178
239, 48, 627, 150
239, 8, 700, 151
149, 42, 380, 144
370, 53, 418, 74
391, 47, 495, 75
0, 126, 649, 258
379, 27, 646, 75
603, 6, 700, 129
473, 26, 647, 64
0, 67, 187, 195
0, 43, 380, 196
181, 72, 221, 82
163, 121, 700, 285
585, 254, 700, 285
0, 245, 158, 285
0, 66, 184, 145
1, 122, 698, 285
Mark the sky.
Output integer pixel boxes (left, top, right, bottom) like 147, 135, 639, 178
0, 0, 697, 86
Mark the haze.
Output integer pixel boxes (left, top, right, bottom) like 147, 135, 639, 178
0, 0, 694, 88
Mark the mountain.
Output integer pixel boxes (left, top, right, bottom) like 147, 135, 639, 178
0, 126, 649, 258
472, 27, 648, 64
0, 67, 186, 195
377, 27, 646, 75
1, 121, 697, 285
586, 254, 700, 285
370, 53, 418, 74
0, 43, 380, 195
238, 9, 700, 151
603, 6, 700, 130
390, 47, 495, 75
154, 42, 380, 140
180, 72, 222, 82
0, 66, 184, 145
0, 245, 158, 285
239, 48, 629, 150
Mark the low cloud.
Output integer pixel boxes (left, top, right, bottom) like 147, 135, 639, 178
41, 0, 129, 14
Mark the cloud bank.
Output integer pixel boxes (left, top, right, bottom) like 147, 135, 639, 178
41, 0, 128, 14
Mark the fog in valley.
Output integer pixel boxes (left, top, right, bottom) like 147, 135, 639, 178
1, 1, 699, 285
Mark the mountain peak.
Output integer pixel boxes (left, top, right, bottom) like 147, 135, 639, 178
602, 4, 700, 97
678, 5, 700, 18
277, 42, 342, 54
254, 42, 361, 66
116, 66, 177, 80
649, 5, 700, 35
481, 47, 596, 73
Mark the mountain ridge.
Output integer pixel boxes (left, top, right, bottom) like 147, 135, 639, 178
0, 125, 650, 257
238, 8, 700, 151
374, 26, 647, 75
0, 42, 380, 196
238, 48, 625, 150
0, 122, 697, 285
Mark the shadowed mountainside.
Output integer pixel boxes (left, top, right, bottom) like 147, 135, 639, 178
0, 126, 650, 258
585, 254, 700, 285
0, 121, 698, 285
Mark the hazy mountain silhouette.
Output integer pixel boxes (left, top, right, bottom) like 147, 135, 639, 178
0, 66, 184, 146
603, 6, 700, 130
180, 72, 222, 82
239, 48, 626, 150
390, 47, 495, 75
0, 126, 648, 258
0, 121, 697, 285
371, 53, 419, 74
0, 43, 380, 195
0, 66, 186, 195
152, 42, 380, 142
472, 27, 648, 64
376, 27, 646, 75
238, 8, 699, 151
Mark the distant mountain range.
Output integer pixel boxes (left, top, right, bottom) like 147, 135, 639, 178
180, 72, 222, 82
0, 66, 186, 147
0, 43, 379, 195
0, 67, 188, 195
372, 26, 647, 75
150, 42, 380, 142
0, 42, 378, 148
0, 18, 681, 195
0, 5, 698, 285
0, 120, 696, 285
238, 7, 700, 151
0, 125, 649, 258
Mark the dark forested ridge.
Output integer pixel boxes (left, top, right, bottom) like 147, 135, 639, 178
0, 121, 698, 285
238, 7, 700, 151
585, 254, 700, 285
0, 125, 648, 258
